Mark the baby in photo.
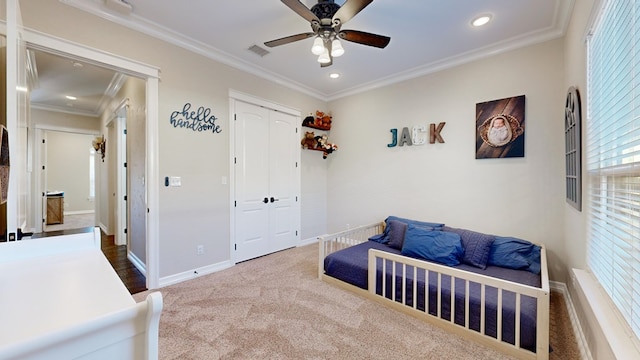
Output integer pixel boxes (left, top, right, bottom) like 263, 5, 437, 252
487, 115, 512, 146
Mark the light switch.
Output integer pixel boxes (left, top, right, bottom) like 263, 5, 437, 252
221, 176, 227, 185
169, 176, 181, 187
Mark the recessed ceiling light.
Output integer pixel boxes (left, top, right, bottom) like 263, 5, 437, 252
65, 95, 77, 100
329, 73, 340, 79
472, 15, 492, 27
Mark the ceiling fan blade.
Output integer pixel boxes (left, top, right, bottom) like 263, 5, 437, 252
281, 0, 319, 23
338, 30, 390, 48
332, 0, 373, 25
264, 33, 315, 48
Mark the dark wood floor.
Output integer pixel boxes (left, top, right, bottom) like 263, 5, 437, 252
31, 227, 147, 294
99, 230, 147, 294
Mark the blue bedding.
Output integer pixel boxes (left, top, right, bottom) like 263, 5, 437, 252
324, 240, 542, 352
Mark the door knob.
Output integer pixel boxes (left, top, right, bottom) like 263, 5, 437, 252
263, 197, 269, 204
270, 197, 279, 203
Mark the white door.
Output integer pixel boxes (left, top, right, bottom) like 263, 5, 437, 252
234, 100, 299, 262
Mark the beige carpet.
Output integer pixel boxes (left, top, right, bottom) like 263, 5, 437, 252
134, 243, 581, 360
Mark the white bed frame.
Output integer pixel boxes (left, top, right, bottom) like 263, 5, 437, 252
318, 222, 550, 360
0, 228, 163, 360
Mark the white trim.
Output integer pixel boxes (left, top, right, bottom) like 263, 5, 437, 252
228, 89, 301, 265
24, 28, 159, 79
572, 269, 640, 360
550, 281, 592, 360
228, 90, 301, 117
35, 124, 100, 135
19, 28, 161, 291
299, 236, 318, 247
127, 251, 146, 277
145, 77, 160, 290
60, 0, 323, 99
158, 261, 234, 288
63, 210, 95, 216
60, 0, 574, 102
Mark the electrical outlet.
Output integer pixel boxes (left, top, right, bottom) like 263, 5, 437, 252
196, 245, 204, 255
346, 223, 350, 230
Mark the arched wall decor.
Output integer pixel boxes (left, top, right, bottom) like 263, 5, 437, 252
565, 86, 582, 211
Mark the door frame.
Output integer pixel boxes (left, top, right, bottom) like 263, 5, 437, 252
108, 99, 129, 247
228, 89, 301, 264
4, 23, 161, 289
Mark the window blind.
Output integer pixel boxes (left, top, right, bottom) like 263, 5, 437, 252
587, 0, 640, 338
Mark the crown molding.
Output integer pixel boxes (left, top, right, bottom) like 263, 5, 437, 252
61, 0, 574, 102
60, 0, 328, 100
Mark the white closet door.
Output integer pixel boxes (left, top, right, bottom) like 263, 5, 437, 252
234, 100, 299, 263
234, 101, 271, 262
268, 111, 298, 253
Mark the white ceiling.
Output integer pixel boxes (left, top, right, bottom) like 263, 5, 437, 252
31, 0, 574, 115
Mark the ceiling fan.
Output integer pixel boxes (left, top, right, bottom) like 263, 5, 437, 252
264, 0, 390, 67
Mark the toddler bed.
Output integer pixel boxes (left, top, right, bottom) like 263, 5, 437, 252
318, 218, 550, 360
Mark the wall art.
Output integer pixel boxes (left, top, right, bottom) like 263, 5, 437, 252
565, 87, 581, 211
170, 102, 222, 134
475, 95, 525, 159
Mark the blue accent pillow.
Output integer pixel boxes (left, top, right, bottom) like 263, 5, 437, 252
488, 236, 541, 274
401, 224, 463, 266
379, 216, 445, 244
442, 226, 495, 269
386, 220, 409, 250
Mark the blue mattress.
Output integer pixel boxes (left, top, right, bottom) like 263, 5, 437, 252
324, 240, 542, 352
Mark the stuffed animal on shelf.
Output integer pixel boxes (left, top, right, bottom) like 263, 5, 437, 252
302, 115, 315, 127
315, 133, 328, 148
322, 143, 338, 159
315, 110, 332, 129
301, 131, 318, 149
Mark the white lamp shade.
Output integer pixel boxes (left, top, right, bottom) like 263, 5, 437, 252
317, 48, 331, 63
311, 37, 325, 55
331, 39, 344, 57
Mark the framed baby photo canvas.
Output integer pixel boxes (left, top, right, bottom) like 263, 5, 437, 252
475, 95, 525, 159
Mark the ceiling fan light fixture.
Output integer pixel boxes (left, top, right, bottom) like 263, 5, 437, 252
331, 39, 344, 57
311, 37, 325, 55
317, 48, 331, 64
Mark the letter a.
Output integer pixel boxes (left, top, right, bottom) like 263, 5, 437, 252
399, 127, 413, 146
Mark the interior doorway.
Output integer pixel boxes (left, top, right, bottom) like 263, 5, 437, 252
39, 129, 98, 233
20, 42, 156, 288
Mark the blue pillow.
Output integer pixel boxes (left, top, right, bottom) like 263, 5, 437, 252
401, 224, 463, 266
488, 236, 541, 274
386, 220, 409, 250
442, 226, 495, 269
379, 216, 445, 244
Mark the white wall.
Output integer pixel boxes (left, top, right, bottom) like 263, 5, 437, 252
327, 39, 566, 281
562, 1, 620, 359
45, 131, 95, 213
19, 0, 327, 279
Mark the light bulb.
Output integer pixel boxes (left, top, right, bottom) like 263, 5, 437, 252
317, 48, 331, 64
311, 37, 325, 55
331, 39, 344, 57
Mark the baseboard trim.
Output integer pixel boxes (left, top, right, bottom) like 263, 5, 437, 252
158, 260, 234, 288
299, 237, 318, 246
550, 281, 592, 360
64, 210, 95, 216
127, 251, 147, 276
